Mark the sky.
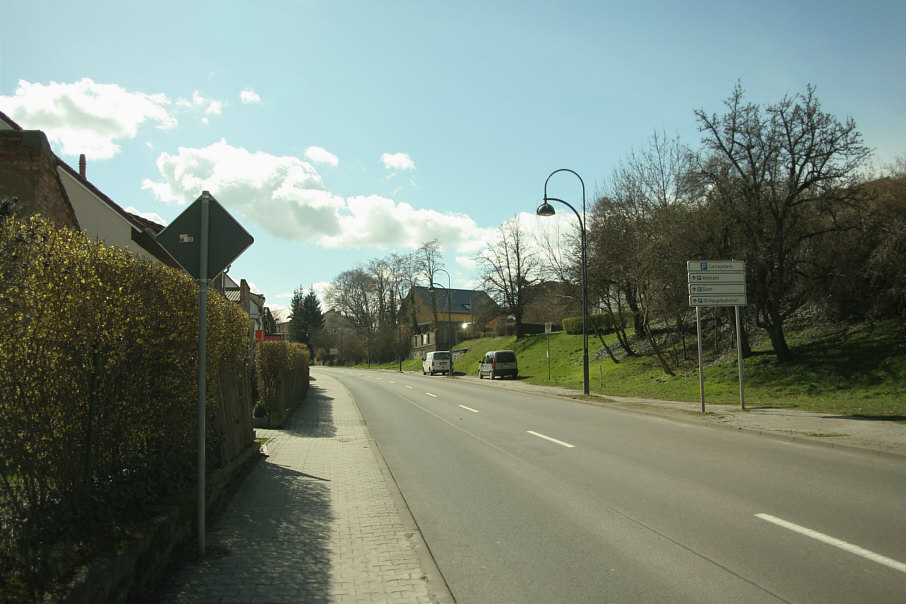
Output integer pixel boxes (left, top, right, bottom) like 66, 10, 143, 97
2, 0, 904, 311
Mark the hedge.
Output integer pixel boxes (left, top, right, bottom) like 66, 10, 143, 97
255, 340, 310, 426
562, 312, 631, 335
0, 214, 253, 599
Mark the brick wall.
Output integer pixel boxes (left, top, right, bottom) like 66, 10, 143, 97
0, 130, 79, 228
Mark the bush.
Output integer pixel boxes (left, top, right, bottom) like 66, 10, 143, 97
562, 312, 630, 335
255, 340, 310, 423
0, 215, 252, 599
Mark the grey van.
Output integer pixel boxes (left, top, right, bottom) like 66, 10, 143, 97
478, 350, 518, 379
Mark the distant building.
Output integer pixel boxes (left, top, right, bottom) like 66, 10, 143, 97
270, 306, 292, 340
402, 286, 500, 358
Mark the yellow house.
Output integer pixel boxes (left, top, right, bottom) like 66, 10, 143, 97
403, 286, 500, 356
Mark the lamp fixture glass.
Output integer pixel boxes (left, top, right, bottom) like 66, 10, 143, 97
536, 201, 556, 217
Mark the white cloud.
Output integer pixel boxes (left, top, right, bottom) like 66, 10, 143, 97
239, 89, 261, 104
177, 90, 223, 116
0, 78, 175, 159
381, 152, 415, 171
304, 146, 339, 166
142, 140, 495, 255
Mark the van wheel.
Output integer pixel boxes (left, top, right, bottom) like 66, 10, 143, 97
479, 371, 483, 379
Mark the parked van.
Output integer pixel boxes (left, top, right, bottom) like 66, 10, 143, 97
478, 350, 518, 379
422, 350, 452, 376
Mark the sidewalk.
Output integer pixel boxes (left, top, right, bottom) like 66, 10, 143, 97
156, 370, 452, 603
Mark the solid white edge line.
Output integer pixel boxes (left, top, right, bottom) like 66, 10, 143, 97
458, 405, 479, 413
526, 430, 575, 448
755, 513, 906, 574
425, 392, 438, 398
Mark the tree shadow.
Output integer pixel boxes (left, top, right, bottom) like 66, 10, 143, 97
822, 414, 906, 423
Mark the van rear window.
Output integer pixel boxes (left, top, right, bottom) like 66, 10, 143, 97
496, 352, 516, 362
433, 352, 451, 360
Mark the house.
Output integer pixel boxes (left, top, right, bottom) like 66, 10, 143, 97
270, 306, 292, 340
0, 110, 178, 268
402, 286, 500, 358
1, 111, 269, 358
522, 281, 583, 330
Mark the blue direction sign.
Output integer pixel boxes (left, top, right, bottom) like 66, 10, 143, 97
157, 191, 253, 280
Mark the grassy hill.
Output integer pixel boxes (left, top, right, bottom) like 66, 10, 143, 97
372, 318, 905, 417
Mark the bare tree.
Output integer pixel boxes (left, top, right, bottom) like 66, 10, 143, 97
413, 239, 445, 324
325, 268, 376, 363
695, 83, 871, 362
477, 215, 540, 339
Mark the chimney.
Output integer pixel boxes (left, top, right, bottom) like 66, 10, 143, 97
79, 154, 86, 178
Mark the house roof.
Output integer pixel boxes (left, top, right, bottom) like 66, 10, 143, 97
270, 307, 292, 324
1, 110, 179, 268
411, 286, 495, 314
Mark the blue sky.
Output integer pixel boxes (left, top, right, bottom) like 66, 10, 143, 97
2, 0, 904, 310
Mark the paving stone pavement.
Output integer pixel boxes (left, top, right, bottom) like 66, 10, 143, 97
156, 371, 450, 603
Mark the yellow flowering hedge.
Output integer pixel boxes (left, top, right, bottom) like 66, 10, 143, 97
0, 214, 252, 593
255, 340, 310, 422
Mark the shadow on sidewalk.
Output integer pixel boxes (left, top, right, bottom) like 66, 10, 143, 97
285, 381, 337, 438
155, 436, 335, 601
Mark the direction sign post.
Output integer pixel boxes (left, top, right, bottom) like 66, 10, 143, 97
687, 260, 747, 412
157, 191, 253, 556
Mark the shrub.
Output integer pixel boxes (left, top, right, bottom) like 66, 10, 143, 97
0, 215, 252, 598
562, 312, 630, 335
255, 340, 310, 419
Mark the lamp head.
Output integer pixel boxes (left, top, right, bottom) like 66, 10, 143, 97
536, 200, 556, 217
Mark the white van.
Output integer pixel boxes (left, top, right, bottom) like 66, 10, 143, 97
422, 350, 452, 376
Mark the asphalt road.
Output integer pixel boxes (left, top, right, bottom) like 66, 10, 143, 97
316, 367, 906, 603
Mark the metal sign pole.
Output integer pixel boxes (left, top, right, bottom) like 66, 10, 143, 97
736, 305, 745, 410
696, 306, 705, 413
196, 194, 210, 556
154, 190, 253, 560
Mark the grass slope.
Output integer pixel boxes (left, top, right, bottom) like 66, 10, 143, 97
370, 319, 905, 417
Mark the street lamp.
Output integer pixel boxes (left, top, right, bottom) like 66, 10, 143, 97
426, 268, 452, 351
537, 168, 589, 395
394, 299, 403, 373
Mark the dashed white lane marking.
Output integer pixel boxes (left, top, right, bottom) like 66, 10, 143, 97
526, 430, 575, 448
756, 513, 906, 574
458, 405, 479, 413
425, 392, 438, 398
405, 385, 413, 389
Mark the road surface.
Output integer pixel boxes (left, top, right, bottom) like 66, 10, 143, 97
316, 367, 906, 603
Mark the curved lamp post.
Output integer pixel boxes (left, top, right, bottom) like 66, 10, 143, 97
537, 168, 589, 395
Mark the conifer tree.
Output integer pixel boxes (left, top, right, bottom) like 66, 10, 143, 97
289, 287, 324, 346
